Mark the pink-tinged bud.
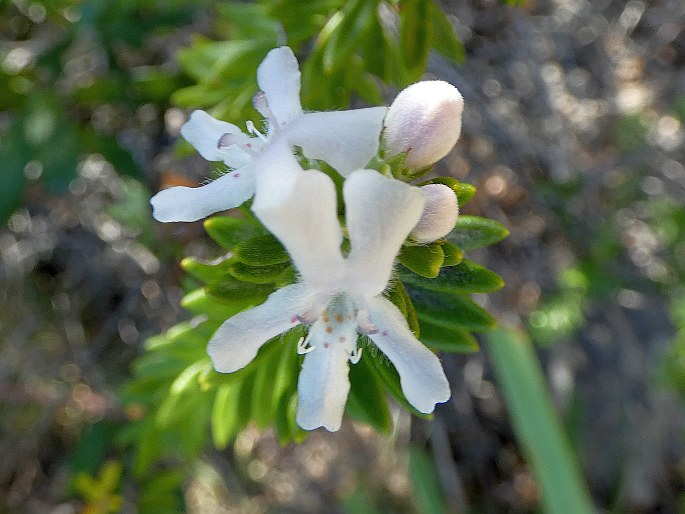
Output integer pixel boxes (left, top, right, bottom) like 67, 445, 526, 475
383, 81, 463, 169
411, 184, 459, 243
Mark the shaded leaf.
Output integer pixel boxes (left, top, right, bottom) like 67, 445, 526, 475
401, 259, 504, 293
419, 319, 479, 353
408, 287, 496, 332
347, 355, 392, 434
228, 261, 294, 284
211, 383, 241, 449
234, 234, 290, 266
429, 0, 466, 63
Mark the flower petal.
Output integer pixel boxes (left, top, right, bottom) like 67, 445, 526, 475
150, 166, 255, 222
296, 344, 351, 431
249, 139, 302, 210
181, 110, 252, 167
367, 296, 450, 413
257, 47, 303, 127
252, 169, 346, 290
208, 283, 314, 373
344, 170, 425, 296
287, 107, 388, 175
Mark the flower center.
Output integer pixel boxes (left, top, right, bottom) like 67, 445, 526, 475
297, 294, 362, 363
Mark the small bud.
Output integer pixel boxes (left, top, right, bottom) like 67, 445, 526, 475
411, 184, 459, 243
383, 81, 463, 169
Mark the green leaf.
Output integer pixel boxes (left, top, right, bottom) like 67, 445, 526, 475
234, 234, 290, 266
400, 0, 432, 79
251, 344, 281, 428
211, 383, 241, 449
203, 216, 262, 250
401, 259, 504, 293
0, 120, 28, 223
419, 319, 479, 353
408, 287, 496, 332
182, 288, 263, 320
399, 244, 445, 278
228, 261, 294, 284
346, 355, 392, 434
24, 96, 79, 192
385, 279, 420, 337
181, 256, 235, 284
440, 241, 463, 266
319, 0, 378, 74
170, 359, 211, 395
429, 0, 466, 63
203, 277, 272, 305
447, 215, 509, 251
409, 445, 447, 514
487, 327, 595, 514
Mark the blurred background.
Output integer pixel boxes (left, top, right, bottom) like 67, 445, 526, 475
1, 0, 685, 512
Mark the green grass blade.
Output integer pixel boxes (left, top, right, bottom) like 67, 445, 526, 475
487, 326, 595, 514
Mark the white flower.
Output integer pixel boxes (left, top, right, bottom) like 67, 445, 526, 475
208, 167, 451, 431
411, 184, 459, 243
150, 46, 388, 223
383, 80, 463, 169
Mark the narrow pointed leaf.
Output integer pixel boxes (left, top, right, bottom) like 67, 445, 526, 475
181, 256, 235, 284
182, 288, 260, 320
347, 355, 392, 434
400, 0, 432, 79
228, 261, 294, 284
420, 320, 479, 353
429, 0, 466, 63
487, 327, 595, 514
447, 215, 510, 251
234, 234, 290, 266
211, 383, 241, 449
204, 278, 272, 305
386, 279, 420, 337
401, 259, 504, 293
408, 287, 496, 332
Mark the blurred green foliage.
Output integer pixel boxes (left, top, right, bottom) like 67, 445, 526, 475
0, 0, 204, 222
173, 0, 465, 122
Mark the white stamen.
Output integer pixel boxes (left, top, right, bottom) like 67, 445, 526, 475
246, 120, 267, 142
348, 347, 362, 364
297, 336, 315, 354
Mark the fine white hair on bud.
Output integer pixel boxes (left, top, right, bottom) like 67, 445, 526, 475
383, 80, 464, 169
411, 184, 459, 243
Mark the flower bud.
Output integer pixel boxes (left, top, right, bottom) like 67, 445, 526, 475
411, 184, 459, 243
383, 81, 463, 169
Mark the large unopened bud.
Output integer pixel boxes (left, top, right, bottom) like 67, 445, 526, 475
383, 81, 463, 169
411, 184, 459, 243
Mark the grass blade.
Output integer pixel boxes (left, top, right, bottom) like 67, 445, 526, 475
487, 326, 595, 514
